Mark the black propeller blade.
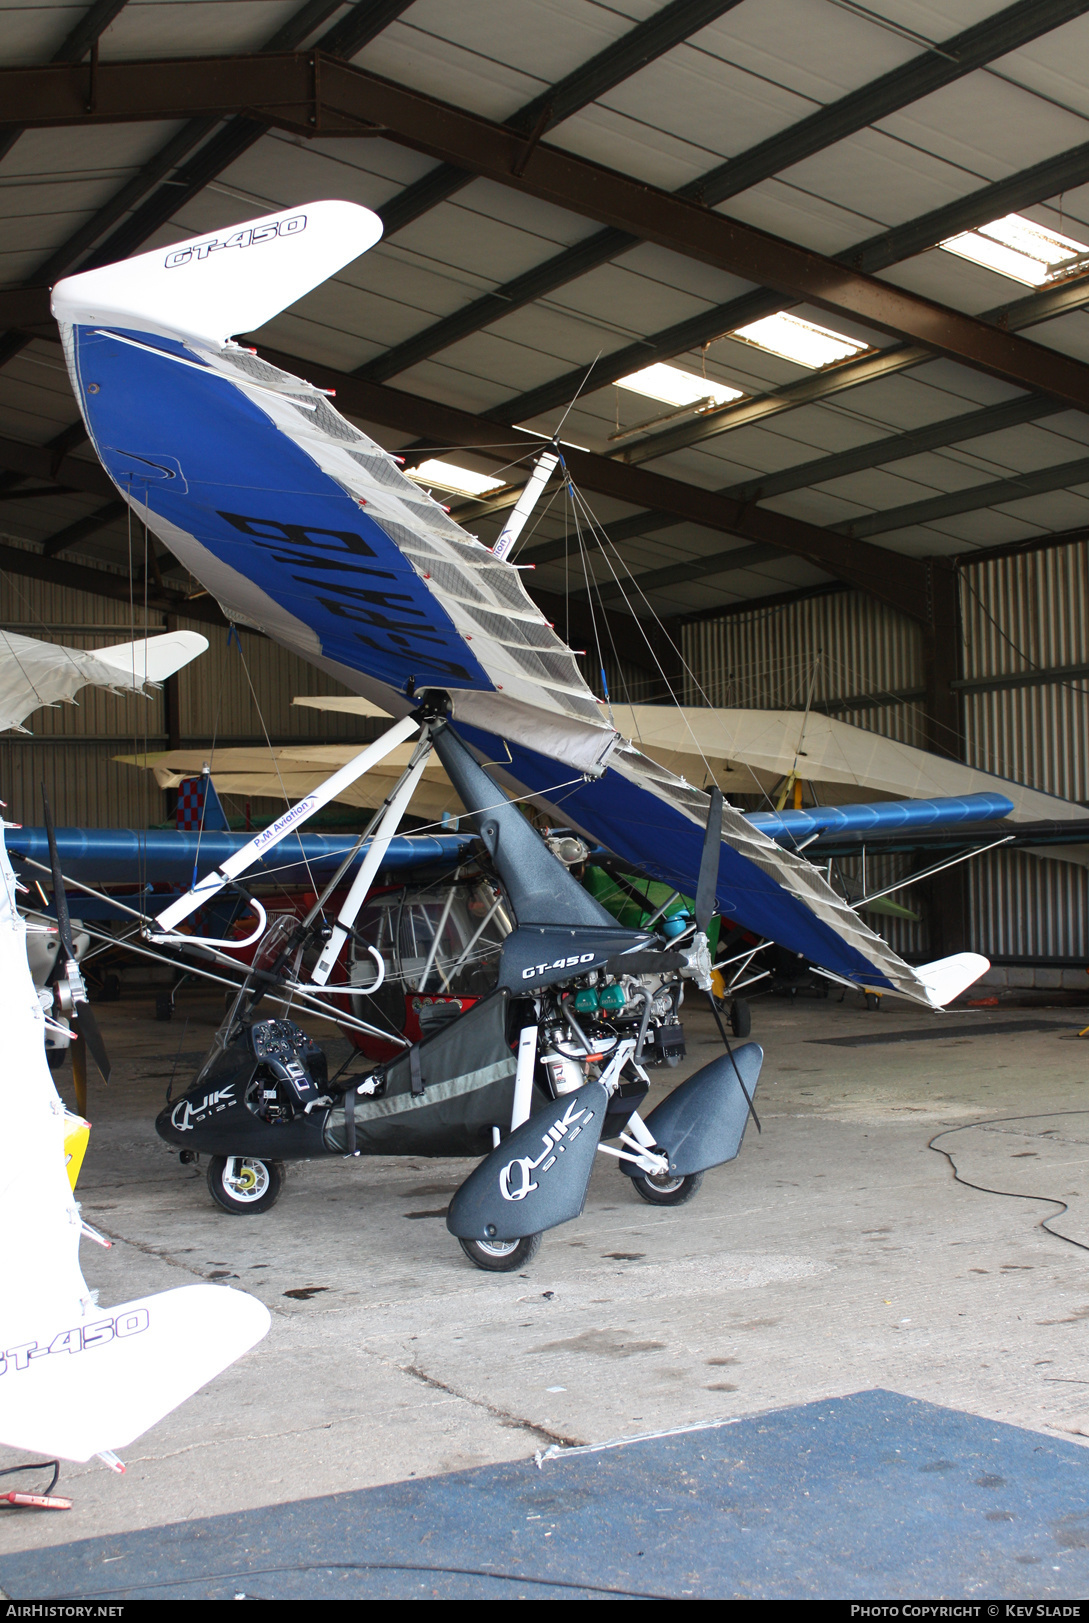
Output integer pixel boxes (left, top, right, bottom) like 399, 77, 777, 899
692, 786, 761, 1134
694, 787, 722, 936
41, 785, 111, 1086
70, 995, 111, 1086
42, 785, 74, 961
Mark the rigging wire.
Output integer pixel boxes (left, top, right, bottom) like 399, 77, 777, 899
562, 475, 782, 812
564, 479, 638, 720
551, 348, 603, 441
566, 472, 614, 728
228, 628, 323, 914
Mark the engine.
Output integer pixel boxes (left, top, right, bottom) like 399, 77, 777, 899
537, 968, 684, 1098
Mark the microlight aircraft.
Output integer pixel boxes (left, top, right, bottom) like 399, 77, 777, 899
36, 204, 992, 1273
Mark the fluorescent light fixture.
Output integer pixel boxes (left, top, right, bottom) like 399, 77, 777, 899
616, 362, 744, 408
940, 212, 1089, 287
409, 459, 504, 497
730, 312, 870, 369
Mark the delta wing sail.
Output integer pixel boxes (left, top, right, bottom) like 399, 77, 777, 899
52, 203, 973, 1006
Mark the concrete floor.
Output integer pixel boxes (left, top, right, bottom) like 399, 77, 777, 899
3, 988, 1089, 1562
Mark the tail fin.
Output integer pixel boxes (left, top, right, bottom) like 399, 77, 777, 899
176, 771, 229, 833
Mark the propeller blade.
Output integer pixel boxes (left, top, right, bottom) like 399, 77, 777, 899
41, 784, 76, 962
694, 787, 723, 937
74, 1002, 111, 1084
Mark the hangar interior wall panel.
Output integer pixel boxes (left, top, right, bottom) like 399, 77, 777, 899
0, 575, 375, 829
682, 553, 1088, 964
961, 541, 1089, 964
682, 592, 926, 736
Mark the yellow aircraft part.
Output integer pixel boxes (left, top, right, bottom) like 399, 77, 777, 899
710, 967, 726, 1001
64, 1111, 90, 1191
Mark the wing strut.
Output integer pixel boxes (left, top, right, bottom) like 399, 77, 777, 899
149, 711, 420, 940
310, 737, 434, 984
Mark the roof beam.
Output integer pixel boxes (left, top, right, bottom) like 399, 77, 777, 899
836, 453, 1089, 541
567, 442, 1089, 606
0, 486, 81, 504
41, 500, 127, 558
0, 0, 131, 166
0, 436, 114, 499
0, 543, 232, 630
8, 50, 1089, 415
581, 541, 784, 605
377, 0, 746, 239
715, 396, 1068, 507
250, 343, 933, 622
0, 420, 90, 502
356, 0, 1089, 383
502, 134, 1089, 429
0, 0, 410, 372
75, 2, 414, 276
498, 273, 1089, 566
521, 390, 1070, 563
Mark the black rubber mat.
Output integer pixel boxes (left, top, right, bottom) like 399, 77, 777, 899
4, 1391, 1088, 1599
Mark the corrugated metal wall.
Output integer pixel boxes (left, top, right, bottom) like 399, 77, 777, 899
960, 542, 1088, 960
0, 576, 375, 829
682, 544, 1088, 963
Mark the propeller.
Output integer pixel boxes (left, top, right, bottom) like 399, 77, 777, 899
41, 785, 111, 1107
691, 786, 761, 1135
694, 787, 723, 938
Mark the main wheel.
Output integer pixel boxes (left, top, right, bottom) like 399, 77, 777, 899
458, 1233, 541, 1272
730, 998, 752, 1037
629, 1168, 704, 1206
207, 1155, 283, 1215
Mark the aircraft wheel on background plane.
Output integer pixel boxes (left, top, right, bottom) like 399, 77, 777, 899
46, 1047, 66, 1073
458, 1233, 541, 1272
629, 1168, 704, 1206
207, 1155, 283, 1215
730, 998, 751, 1037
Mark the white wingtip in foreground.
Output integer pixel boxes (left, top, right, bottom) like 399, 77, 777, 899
0, 820, 269, 1466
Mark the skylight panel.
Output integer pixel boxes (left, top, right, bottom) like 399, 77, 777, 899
409, 460, 504, 498
940, 213, 1089, 287
729, 312, 870, 369
616, 362, 744, 408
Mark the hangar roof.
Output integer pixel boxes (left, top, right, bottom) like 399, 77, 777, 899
2, 0, 1089, 659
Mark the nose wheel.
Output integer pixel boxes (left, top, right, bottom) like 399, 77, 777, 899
207, 1155, 283, 1214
